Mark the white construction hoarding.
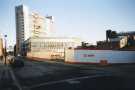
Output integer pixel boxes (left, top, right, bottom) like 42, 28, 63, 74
65, 49, 135, 64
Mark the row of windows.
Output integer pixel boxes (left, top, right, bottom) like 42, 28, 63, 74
30, 42, 74, 48
31, 48, 65, 52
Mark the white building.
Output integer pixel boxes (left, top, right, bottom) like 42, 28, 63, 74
24, 37, 81, 59
45, 16, 54, 36
15, 5, 54, 55
29, 12, 54, 37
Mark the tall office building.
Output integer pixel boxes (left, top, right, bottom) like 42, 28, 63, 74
45, 16, 54, 36
29, 13, 54, 37
15, 5, 54, 55
30, 12, 46, 37
15, 5, 30, 54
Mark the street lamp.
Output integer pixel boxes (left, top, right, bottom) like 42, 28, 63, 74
4, 35, 7, 65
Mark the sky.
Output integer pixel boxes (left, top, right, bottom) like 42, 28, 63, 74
0, 0, 135, 46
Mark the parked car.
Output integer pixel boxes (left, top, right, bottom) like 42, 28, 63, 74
10, 57, 24, 68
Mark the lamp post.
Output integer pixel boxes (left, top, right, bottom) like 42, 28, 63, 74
4, 35, 7, 65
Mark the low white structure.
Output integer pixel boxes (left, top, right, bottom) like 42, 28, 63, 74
24, 37, 81, 60
65, 49, 135, 64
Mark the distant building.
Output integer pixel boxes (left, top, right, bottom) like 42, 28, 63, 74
24, 37, 81, 59
110, 36, 128, 48
97, 37, 128, 49
97, 41, 111, 49
7, 45, 14, 52
106, 29, 135, 46
97, 30, 135, 49
15, 5, 54, 55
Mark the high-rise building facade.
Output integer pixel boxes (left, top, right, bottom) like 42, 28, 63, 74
15, 5, 54, 55
30, 12, 46, 37
15, 5, 30, 54
45, 16, 54, 36
29, 13, 54, 37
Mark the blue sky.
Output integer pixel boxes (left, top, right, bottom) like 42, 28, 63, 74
0, 0, 135, 46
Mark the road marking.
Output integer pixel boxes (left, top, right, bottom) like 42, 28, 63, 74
8, 67, 23, 90
28, 74, 111, 89
66, 80, 80, 84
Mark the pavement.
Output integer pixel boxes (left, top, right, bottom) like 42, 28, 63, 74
0, 63, 16, 90
1, 57, 135, 90
0, 58, 22, 90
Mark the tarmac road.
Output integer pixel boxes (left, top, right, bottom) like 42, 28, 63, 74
11, 57, 135, 90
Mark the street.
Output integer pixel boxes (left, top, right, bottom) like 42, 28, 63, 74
1, 57, 135, 90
